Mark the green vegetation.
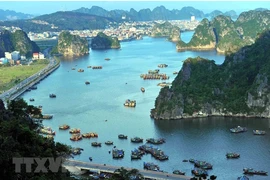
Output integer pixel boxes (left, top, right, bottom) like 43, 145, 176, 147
0, 59, 49, 92
153, 30, 270, 118
151, 22, 180, 42
34, 39, 58, 52
112, 167, 144, 180
91, 32, 120, 49
0, 99, 72, 179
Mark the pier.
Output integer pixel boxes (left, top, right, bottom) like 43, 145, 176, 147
63, 159, 191, 180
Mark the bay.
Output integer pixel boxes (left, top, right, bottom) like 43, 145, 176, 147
20, 32, 270, 179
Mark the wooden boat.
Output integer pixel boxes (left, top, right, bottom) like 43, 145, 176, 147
143, 162, 159, 171
30, 86, 37, 90
194, 160, 213, 169
253, 130, 266, 135
78, 69, 84, 72
105, 141, 113, 145
131, 137, 143, 143
49, 94, 56, 98
173, 71, 178, 75
59, 124, 70, 130
69, 128, 80, 134
141, 87, 145, 92
70, 134, 82, 141
131, 148, 144, 159
91, 142, 102, 147
158, 64, 168, 68
104, 58, 110, 60
173, 170, 185, 175
85, 81, 90, 85
39, 127, 55, 135
71, 67, 76, 70
92, 66, 102, 69
123, 99, 136, 107
243, 168, 268, 175
191, 168, 208, 177
226, 152, 240, 159
112, 149, 124, 159
118, 134, 128, 139
29, 98, 35, 101
82, 132, 98, 138
230, 126, 247, 133
146, 138, 165, 144
71, 147, 83, 155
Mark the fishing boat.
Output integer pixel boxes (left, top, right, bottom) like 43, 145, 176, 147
112, 149, 124, 158
141, 87, 145, 92
123, 99, 136, 107
118, 134, 128, 139
131, 137, 143, 143
49, 94, 56, 98
71, 148, 83, 155
173, 71, 178, 75
78, 69, 84, 72
104, 58, 110, 60
237, 175, 249, 180
59, 124, 70, 130
105, 141, 113, 145
85, 81, 90, 85
70, 134, 82, 141
69, 128, 80, 134
29, 98, 35, 101
158, 64, 168, 68
191, 168, 208, 177
39, 127, 55, 135
91, 142, 102, 147
194, 160, 213, 169
82, 132, 98, 138
146, 138, 165, 144
243, 168, 268, 175
173, 170, 185, 175
226, 152, 240, 159
143, 162, 159, 171
253, 130, 266, 135
230, 126, 247, 133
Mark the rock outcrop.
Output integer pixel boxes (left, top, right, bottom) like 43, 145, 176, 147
151, 21, 181, 42
56, 31, 89, 56
152, 30, 270, 120
91, 32, 120, 49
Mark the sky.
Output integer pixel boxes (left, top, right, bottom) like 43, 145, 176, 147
0, 1, 270, 15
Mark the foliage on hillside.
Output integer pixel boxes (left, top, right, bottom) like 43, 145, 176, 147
151, 21, 180, 42
152, 30, 270, 119
0, 30, 40, 57
91, 32, 120, 49
0, 99, 73, 179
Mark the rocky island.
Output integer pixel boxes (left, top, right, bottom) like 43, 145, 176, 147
176, 10, 270, 54
151, 30, 270, 120
151, 21, 181, 42
91, 32, 120, 49
0, 30, 40, 57
53, 31, 89, 56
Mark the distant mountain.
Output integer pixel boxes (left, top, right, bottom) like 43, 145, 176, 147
0, 9, 34, 21
205, 10, 238, 19
0, 11, 115, 33
73, 5, 204, 21
254, 8, 268, 12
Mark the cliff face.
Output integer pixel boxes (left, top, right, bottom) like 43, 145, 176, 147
177, 10, 270, 54
91, 32, 120, 49
57, 31, 89, 56
151, 21, 180, 42
151, 30, 270, 120
0, 30, 39, 57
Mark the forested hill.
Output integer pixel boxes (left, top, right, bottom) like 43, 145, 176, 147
151, 30, 270, 120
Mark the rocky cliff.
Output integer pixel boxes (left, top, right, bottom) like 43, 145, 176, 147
151, 21, 181, 42
0, 30, 39, 57
151, 30, 270, 120
177, 10, 270, 54
91, 32, 120, 49
56, 31, 89, 56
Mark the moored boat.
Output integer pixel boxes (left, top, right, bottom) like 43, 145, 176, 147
143, 162, 159, 171
112, 149, 124, 158
194, 160, 213, 169
173, 170, 185, 175
118, 134, 128, 139
39, 127, 55, 135
85, 81, 90, 85
146, 138, 165, 144
226, 152, 240, 159
141, 87, 145, 92
105, 141, 113, 145
91, 142, 102, 147
82, 132, 98, 138
253, 130, 266, 135
78, 68, 84, 72
70, 134, 82, 141
158, 64, 168, 68
230, 126, 247, 133
191, 168, 208, 177
29, 98, 35, 101
243, 168, 268, 175
173, 71, 178, 75
131, 137, 143, 143
123, 99, 136, 107
59, 124, 70, 130
49, 94, 56, 98
104, 58, 110, 60
69, 128, 80, 134
71, 147, 83, 155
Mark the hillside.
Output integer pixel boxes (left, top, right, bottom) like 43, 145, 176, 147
0, 9, 34, 21
0, 11, 114, 33
151, 30, 270, 120
53, 31, 89, 56
91, 32, 120, 49
151, 21, 181, 42
0, 30, 40, 57
176, 10, 270, 54
205, 10, 238, 19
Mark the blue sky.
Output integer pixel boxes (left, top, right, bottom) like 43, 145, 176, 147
1, 1, 270, 15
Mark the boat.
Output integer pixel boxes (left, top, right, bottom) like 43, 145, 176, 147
123, 99, 136, 107
82, 132, 98, 138
189, 159, 195, 163
46, 135, 54, 139
226, 152, 240, 159
104, 58, 110, 60
29, 98, 35, 101
143, 162, 159, 171
112, 149, 124, 158
173, 170, 185, 175
69, 128, 80, 134
78, 69, 84, 72
118, 134, 128, 139
92, 66, 102, 69
157, 82, 172, 87
71, 147, 83, 155
131, 154, 141, 160
105, 141, 113, 145
39, 127, 55, 135
87, 66, 91, 68
158, 64, 168, 68
30, 86, 37, 90
85, 81, 90, 85
173, 71, 178, 75
70, 134, 82, 141
91, 142, 102, 147
194, 160, 213, 169
59, 124, 70, 130
237, 175, 249, 180
253, 130, 266, 135
131, 148, 145, 159
146, 138, 165, 144
131, 137, 143, 143
191, 168, 208, 177
243, 168, 268, 175
230, 126, 247, 133
49, 94, 56, 98
141, 87, 145, 92
71, 67, 76, 70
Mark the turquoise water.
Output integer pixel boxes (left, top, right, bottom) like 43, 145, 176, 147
20, 33, 270, 179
